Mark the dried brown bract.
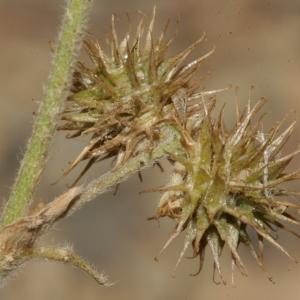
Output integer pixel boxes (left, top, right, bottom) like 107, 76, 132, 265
0, 187, 111, 287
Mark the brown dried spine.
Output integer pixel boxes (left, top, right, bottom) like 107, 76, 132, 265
152, 99, 300, 283
59, 8, 215, 184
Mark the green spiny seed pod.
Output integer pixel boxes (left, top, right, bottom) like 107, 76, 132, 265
59, 8, 215, 184
152, 99, 300, 283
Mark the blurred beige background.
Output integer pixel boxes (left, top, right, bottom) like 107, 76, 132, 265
1, 0, 300, 299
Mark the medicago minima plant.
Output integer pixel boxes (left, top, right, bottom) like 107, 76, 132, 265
0, 1, 300, 290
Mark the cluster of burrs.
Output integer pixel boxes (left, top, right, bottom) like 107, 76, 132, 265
151, 98, 300, 284
59, 7, 216, 185
59, 9, 300, 284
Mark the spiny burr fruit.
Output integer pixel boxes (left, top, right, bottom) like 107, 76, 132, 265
59, 8, 215, 184
152, 98, 300, 284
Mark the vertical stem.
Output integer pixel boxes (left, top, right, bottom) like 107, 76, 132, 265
1, 0, 93, 226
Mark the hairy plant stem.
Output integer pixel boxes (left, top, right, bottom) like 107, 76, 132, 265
74, 125, 184, 213
1, 0, 93, 226
0, 125, 182, 285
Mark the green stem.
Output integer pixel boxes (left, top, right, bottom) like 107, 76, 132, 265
30, 247, 111, 286
1, 0, 93, 226
72, 125, 184, 213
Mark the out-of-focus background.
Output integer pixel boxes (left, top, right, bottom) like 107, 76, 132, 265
1, 0, 300, 299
